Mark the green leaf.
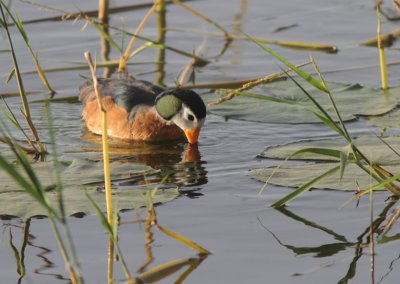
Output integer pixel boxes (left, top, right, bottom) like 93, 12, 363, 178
85, 192, 114, 238
88, 18, 122, 53
5, 68, 15, 83
339, 145, 350, 181
15, 15, 28, 43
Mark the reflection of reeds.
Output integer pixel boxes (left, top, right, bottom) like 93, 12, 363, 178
369, 188, 375, 284
0, 139, 83, 283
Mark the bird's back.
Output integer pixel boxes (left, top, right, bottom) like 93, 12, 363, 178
79, 77, 184, 141
79, 77, 165, 118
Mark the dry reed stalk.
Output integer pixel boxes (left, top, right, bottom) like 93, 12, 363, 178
376, 2, 389, 90
118, 0, 161, 73
155, 0, 166, 85
166, 28, 338, 53
85, 52, 115, 282
208, 61, 310, 106
98, 0, 109, 24
84, 52, 113, 225
178, 58, 196, 86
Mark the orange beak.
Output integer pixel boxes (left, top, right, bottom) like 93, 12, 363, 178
183, 127, 201, 144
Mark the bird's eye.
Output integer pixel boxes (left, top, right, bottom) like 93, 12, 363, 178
187, 114, 195, 121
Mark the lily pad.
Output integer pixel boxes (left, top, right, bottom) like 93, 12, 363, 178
0, 158, 180, 219
260, 135, 400, 165
203, 81, 400, 124
249, 163, 399, 191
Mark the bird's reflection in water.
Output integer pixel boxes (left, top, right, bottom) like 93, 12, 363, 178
82, 131, 208, 194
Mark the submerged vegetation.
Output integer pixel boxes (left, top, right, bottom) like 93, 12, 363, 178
1, 0, 400, 283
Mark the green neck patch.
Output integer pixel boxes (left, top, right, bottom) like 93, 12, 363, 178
155, 94, 182, 120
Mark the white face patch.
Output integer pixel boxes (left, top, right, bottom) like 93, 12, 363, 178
171, 103, 205, 130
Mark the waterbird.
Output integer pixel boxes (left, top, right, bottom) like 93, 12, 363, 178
79, 77, 206, 144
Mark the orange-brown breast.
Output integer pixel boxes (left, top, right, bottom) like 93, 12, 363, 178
82, 96, 184, 142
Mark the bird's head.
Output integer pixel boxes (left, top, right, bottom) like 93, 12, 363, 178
155, 89, 206, 144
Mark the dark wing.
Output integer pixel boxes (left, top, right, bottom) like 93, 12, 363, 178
79, 77, 165, 117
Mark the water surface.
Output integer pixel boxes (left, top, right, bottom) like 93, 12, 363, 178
1, 0, 400, 283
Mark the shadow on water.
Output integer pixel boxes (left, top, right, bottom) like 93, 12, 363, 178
257, 197, 400, 284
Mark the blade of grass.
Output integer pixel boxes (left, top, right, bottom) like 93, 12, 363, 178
271, 165, 340, 208
0, 3, 45, 156
245, 32, 329, 93
0, 97, 38, 153
5, 68, 15, 83
171, 0, 230, 39
259, 146, 343, 196
84, 15, 122, 53
339, 145, 350, 182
